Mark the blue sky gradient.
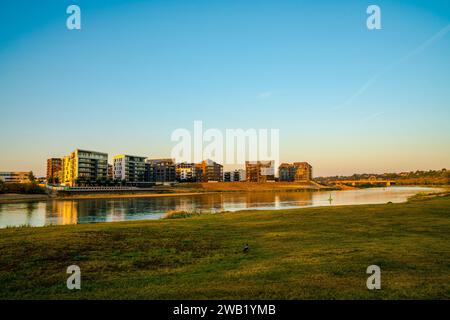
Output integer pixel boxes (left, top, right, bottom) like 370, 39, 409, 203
0, 0, 449, 176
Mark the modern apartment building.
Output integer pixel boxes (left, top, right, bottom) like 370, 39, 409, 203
60, 149, 108, 186
279, 163, 297, 182
60, 155, 73, 185
145, 159, 176, 183
176, 162, 197, 182
107, 164, 113, 180
224, 171, 231, 182
113, 154, 146, 184
196, 159, 223, 182
0, 171, 32, 183
293, 162, 313, 181
233, 169, 246, 182
224, 169, 246, 182
245, 160, 275, 182
278, 162, 313, 182
46, 158, 62, 182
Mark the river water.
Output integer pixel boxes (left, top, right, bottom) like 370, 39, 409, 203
0, 186, 439, 228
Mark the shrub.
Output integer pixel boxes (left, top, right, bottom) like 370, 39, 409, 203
163, 210, 200, 219
3, 182, 46, 194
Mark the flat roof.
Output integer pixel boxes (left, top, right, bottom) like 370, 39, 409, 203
75, 149, 108, 156
113, 154, 147, 159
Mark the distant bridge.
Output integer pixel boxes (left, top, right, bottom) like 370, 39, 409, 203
330, 180, 395, 187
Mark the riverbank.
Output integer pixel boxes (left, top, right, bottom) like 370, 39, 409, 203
0, 182, 333, 204
0, 193, 449, 299
0, 193, 50, 203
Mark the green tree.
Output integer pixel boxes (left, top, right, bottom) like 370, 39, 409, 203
28, 171, 36, 182
75, 177, 84, 186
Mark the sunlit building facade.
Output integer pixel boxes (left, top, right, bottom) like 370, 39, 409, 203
195, 159, 223, 182
46, 158, 62, 183
245, 160, 275, 182
60, 149, 108, 186
176, 162, 197, 182
0, 171, 32, 183
278, 162, 313, 182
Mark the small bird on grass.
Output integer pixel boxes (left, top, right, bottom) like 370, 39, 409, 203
243, 243, 249, 253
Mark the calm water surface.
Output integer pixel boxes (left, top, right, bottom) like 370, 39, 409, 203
0, 187, 440, 228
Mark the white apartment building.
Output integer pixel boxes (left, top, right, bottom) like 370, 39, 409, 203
113, 154, 146, 184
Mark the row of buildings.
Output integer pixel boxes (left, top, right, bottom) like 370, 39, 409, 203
0, 171, 33, 183
46, 149, 225, 186
44, 149, 313, 187
244, 161, 312, 183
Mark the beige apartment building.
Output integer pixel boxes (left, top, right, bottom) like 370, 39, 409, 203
245, 160, 275, 182
0, 172, 32, 183
46, 158, 62, 182
279, 162, 313, 182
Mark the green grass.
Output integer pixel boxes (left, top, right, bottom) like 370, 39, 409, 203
0, 195, 449, 299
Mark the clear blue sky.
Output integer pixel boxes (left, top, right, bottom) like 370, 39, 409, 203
0, 0, 449, 176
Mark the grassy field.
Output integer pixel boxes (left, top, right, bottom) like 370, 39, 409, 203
0, 194, 449, 299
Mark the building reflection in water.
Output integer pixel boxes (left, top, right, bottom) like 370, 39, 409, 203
221, 192, 314, 211
274, 192, 314, 208
46, 200, 78, 225
41, 192, 315, 226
